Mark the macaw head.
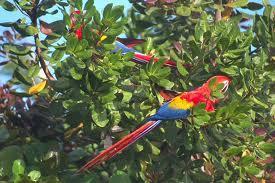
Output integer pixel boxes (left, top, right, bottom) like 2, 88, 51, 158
199, 75, 231, 111
203, 75, 231, 94
181, 75, 231, 112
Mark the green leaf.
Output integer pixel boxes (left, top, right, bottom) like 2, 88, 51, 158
109, 171, 131, 183
13, 69, 32, 86
12, 159, 25, 177
103, 3, 113, 19
3, 44, 31, 55
209, 77, 217, 90
176, 6, 191, 16
158, 79, 174, 89
227, 0, 248, 7
39, 0, 56, 11
245, 166, 261, 175
146, 7, 161, 16
72, 57, 86, 69
75, 50, 93, 60
177, 61, 188, 77
84, 0, 94, 10
183, 173, 192, 183
62, 99, 75, 109
110, 5, 124, 21
25, 25, 39, 36
68, 148, 87, 162
190, 171, 212, 183
194, 114, 211, 126
28, 65, 40, 78
28, 170, 41, 182
221, 66, 238, 76
91, 107, 109, 128
0, 0, 16, 11
225, 146, 243, 156
135, 143, 144, 152
101, 92, 117, 104
0, 146, 22, 176
66, 35, 78, 53
49, 78, 72, 91
52, 49, 65, 62
122, 91, 132, 103
149, 141, 160, 155
69, 67, 82, 80
145, 37, 153, 54
212, 90, 224, 99
258, 142, 275, 154
75, 0, 82, 10
0, 126, 10, 143
270, 105, 275, 119
239, 156, 255, 166
252, 96, 268, 109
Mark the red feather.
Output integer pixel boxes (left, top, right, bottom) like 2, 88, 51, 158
77, 120, 161, 173
134, 53, 177, 67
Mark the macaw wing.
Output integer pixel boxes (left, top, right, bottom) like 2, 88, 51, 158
148, 102, 190, 121
159, 89, 180, 102
113, 41, 138, 53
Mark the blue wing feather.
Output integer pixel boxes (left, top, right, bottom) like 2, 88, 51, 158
147, 102, 190, 121
113, 41, 139, 54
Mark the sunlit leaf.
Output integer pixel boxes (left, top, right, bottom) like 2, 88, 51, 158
28, 80, 47, 95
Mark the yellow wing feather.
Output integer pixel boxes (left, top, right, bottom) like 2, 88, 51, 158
168, 96, 194, 110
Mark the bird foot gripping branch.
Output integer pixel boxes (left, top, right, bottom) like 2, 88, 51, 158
77, 76, 231, 173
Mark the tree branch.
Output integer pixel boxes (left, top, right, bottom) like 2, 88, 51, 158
31, 0, 55, 81
215, 0, 222, 22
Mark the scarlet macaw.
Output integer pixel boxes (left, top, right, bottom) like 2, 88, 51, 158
113, 37, 177, 67
77, 75, 231, 173
70, 11, 177, 68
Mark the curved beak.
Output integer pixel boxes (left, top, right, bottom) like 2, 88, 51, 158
221, 79, 230, 94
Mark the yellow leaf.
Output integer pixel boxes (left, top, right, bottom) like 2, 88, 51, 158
64, 122, 83, 140
242, 149, 251, 157
100, 35, 107, 42
28, 80, 47, 94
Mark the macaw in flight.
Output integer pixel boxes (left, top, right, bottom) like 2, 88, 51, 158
77, 75, 231, 173
70, 11, 177, 68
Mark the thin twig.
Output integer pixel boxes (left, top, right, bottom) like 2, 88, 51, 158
13, 0, 30, 18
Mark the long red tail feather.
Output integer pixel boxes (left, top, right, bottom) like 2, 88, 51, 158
77, 120, 162, 173
116, 37, 146, 48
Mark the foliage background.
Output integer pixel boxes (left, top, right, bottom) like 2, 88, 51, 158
0, 0, 274, 182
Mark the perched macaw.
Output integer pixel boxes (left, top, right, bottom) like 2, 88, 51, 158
77, 75, 231, 173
